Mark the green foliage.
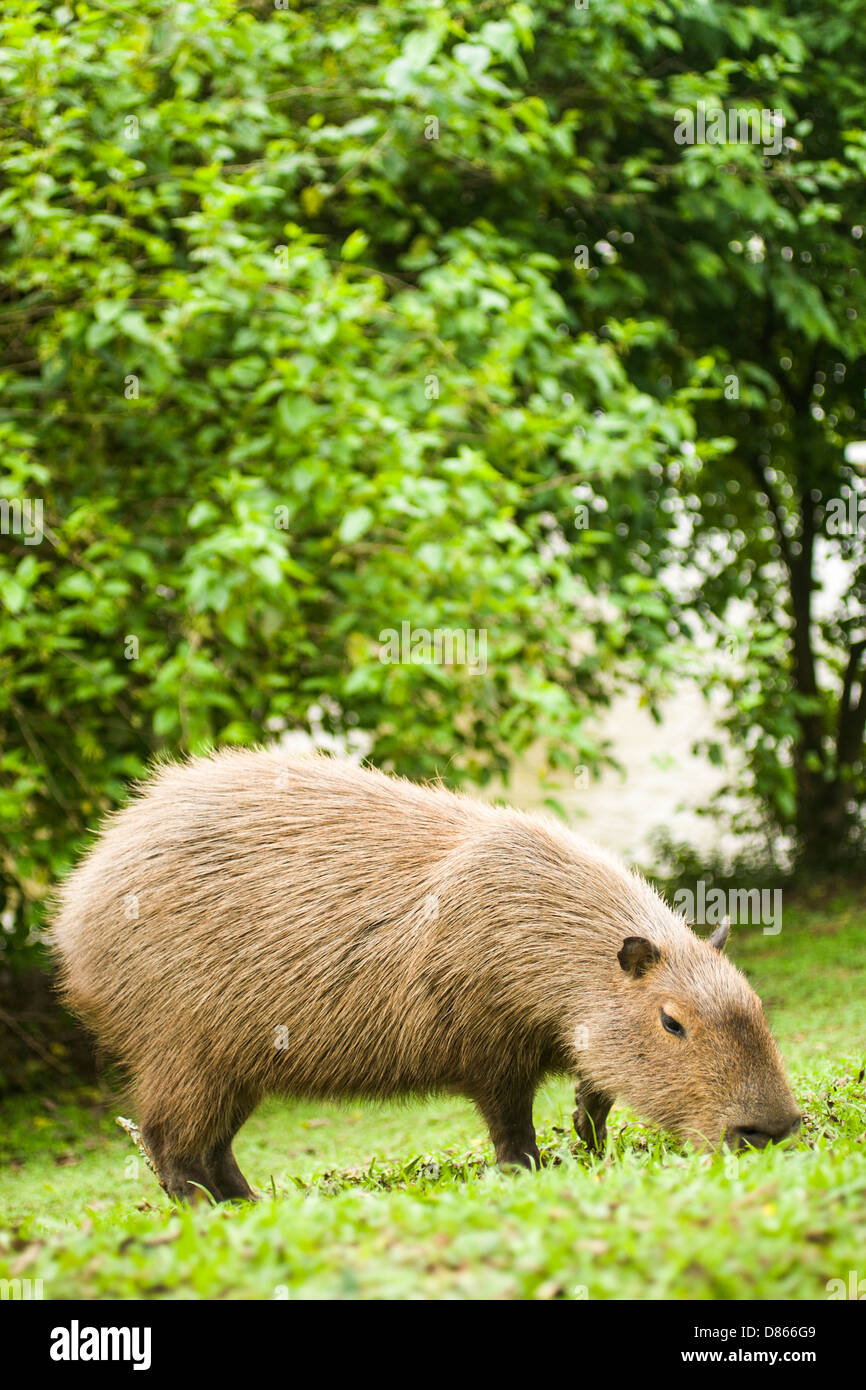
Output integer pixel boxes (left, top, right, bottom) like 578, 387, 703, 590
511, 0, 866, 858
0, 0, 692, 961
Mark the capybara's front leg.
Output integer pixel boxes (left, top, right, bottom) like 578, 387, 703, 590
573, 1080, 613, 1153
476, 1087, 540, 1170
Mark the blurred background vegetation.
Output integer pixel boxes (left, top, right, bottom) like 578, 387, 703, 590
1, 0, 865, 1040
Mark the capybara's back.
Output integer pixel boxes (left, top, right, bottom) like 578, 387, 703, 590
52, 748, 800, 1200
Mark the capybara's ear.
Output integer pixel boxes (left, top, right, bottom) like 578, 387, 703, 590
617, 936, 662, 979
708, 916, 730, 952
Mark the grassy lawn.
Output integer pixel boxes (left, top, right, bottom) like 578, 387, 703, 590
1, 888, 864, 1301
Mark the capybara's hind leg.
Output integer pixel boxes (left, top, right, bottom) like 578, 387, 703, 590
203, 1092, 259, 1202
137, 1074, 255, 1203
139, 1117, 220, 1203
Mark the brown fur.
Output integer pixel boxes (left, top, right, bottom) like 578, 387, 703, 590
50, 749, 800, 1200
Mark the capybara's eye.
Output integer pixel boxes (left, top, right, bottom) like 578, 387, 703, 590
660, 1007, 685, 1038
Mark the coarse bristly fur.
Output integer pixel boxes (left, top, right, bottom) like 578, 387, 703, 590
50, 748, 801, 1201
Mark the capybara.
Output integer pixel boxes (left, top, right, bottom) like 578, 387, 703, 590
51, 749, 800, 1200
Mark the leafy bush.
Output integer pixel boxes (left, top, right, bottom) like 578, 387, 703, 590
0, 0, 689, 962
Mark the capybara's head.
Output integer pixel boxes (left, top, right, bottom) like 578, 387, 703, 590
583, 918, 801, 1151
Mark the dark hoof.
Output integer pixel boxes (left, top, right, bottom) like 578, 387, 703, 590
497, 1149, 540, 1172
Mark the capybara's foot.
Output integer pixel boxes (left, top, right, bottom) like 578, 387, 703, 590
119, 1115, 216, 1199
494, 1132, 541, 1171
156, 1153, 220, 1205
204, 1140, 257, 1202
163, 1153, 256, 1204
573, 1082, 613, 1154
139, 1121, 233, 1204
138, 1105, 258, 1203
573, 1103, 607, 1152
497, 1147, 541, 1172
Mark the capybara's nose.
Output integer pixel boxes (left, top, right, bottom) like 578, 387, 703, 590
734, 1113, 801, 1149
733, 1126, 773, 1150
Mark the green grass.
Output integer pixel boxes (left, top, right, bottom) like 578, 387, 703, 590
1, 888, 864, 1300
